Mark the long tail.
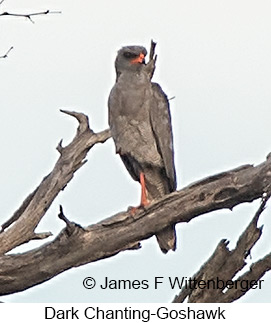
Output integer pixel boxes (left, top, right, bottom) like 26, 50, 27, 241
156, 224, 176, 253
140, 170, 177, 254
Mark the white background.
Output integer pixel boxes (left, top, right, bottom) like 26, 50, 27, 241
1, 303, 269, 322
0, 0, 271, 302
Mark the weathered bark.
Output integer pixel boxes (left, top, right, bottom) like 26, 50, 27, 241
0, 107, 270, 296
0, 44, 270, 299
0, 110, 111, 254
172, 194, 271, 303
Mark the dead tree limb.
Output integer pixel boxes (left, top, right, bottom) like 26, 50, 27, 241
172, 194, 271, 303
0, 110, 111, 254
0, 37, 269, 300
0, 108, 271, 295
0, 106, 271, 297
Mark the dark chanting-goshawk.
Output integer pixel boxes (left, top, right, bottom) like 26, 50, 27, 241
108, 45, 177, 253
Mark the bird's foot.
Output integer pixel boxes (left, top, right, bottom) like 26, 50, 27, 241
128, 205, 142, 215
128, 202, 150, 216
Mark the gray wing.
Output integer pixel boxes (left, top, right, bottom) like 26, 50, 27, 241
108, 81, 164, 170
150, 82, 176, 192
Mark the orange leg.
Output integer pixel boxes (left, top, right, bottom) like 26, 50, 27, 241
140, 172, 149, 207
129, 172, 149, 214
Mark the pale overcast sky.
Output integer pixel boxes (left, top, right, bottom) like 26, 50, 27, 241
1, 0, 271, 302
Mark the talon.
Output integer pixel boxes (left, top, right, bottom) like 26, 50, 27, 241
129, 206, 138, 215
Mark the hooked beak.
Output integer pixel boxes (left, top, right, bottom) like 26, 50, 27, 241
131, 52, 145, 64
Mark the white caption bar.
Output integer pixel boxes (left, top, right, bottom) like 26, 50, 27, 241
0, 303, 268, 322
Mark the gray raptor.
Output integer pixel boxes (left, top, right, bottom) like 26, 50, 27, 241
108, 45, 177, 253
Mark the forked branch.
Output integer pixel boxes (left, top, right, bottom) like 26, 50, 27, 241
173, 194, 271, 303
0, 110, 111, 254
0, 10, 61, 23
0, 108, 271, 299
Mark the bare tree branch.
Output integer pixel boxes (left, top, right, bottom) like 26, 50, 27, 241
145, 39, 157, 79
0, 10, 61, 23
0, 6, 60, 59
149, 39, 157, 61
172, 194, 271, 303
0, 110, 111, 254
0, 186, 38, 232
0, 46, 13, 59
0, 110, 271, 296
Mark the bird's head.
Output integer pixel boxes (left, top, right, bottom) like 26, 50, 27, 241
115, 45, 147, 77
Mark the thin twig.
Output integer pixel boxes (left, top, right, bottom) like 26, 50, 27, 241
0, 10, 61, 23
149, 39, 157, 61
58, 205, 85, 236
0, 46, 13, 59
58, 205, 72, 226
145, 40, 157, 79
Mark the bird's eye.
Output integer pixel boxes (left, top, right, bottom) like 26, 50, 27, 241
123, 52, 137, 59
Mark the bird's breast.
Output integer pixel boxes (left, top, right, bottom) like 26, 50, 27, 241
108, 72, 162, 166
